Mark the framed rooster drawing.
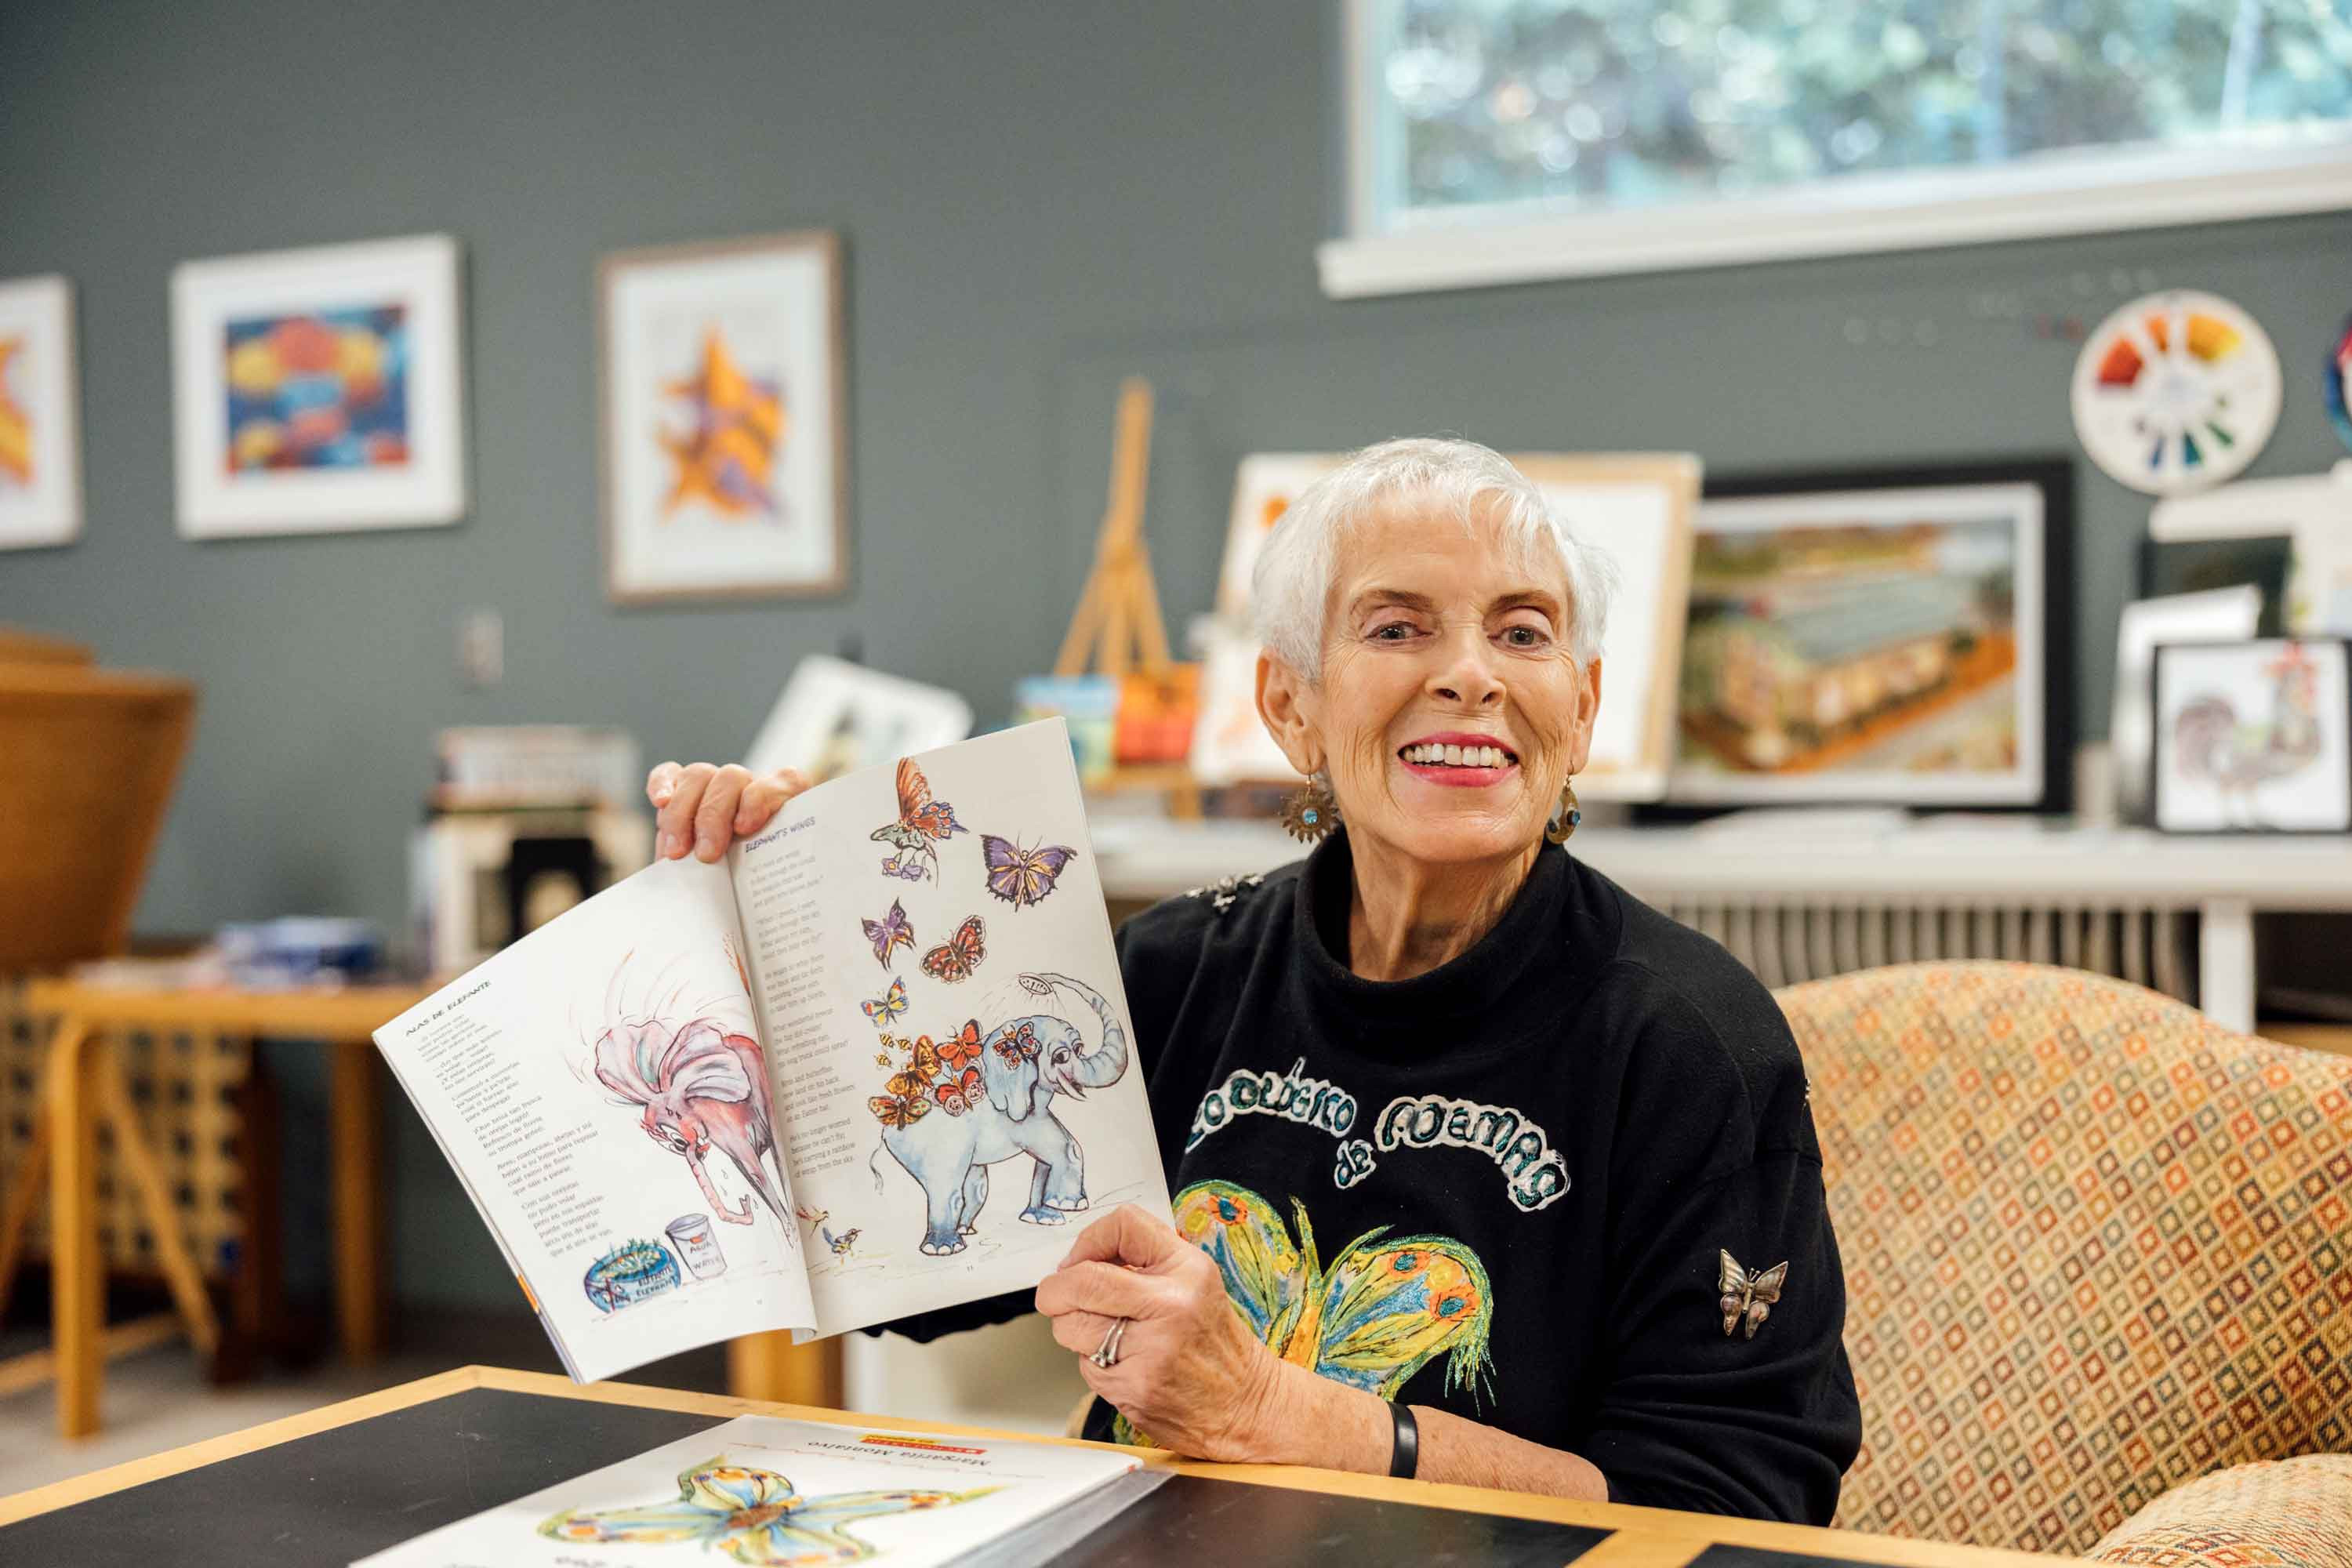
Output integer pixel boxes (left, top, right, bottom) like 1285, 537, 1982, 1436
598, 231, 848, 604
2153, 639, 2352, 833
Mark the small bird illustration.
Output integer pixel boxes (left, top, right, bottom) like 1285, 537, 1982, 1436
794, 1205, 860, 1258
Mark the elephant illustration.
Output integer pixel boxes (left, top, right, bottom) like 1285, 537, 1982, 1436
596, 1014, 792, 1236
871, 972, 1128, 1255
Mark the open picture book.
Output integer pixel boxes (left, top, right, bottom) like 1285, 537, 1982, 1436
352, 1412, 1157, 1567
376, 720, 1172, 1381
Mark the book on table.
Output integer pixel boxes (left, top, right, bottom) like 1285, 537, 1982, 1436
351, 1411, 1158, 1567
376, 719, 1172, 1381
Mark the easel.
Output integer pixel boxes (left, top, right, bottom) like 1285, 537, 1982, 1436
1054, 377, 1203, 818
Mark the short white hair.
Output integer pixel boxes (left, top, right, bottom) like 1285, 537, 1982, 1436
1249, 437, 1617, 682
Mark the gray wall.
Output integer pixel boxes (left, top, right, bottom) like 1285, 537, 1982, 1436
4, 2, 2347, 1308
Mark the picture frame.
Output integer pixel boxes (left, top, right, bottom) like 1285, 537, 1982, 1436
743, 655, 971, 785
1215, 453, 1345, 619
172, 234, 466, 539
1665, 459, 2073, 811
2153, 639, 2352, 834
598, 231, 848, 604
0, 274, 82, 550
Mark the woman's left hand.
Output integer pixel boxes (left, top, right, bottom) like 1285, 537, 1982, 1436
1033, 1205, 1294, 1461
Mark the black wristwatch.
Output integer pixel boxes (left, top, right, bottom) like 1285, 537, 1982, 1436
1388, 1401, 1420, 1479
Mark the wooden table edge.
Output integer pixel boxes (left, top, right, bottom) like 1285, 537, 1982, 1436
0, 1365, 2083, 1566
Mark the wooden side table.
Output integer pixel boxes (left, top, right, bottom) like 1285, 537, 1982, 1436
0, 980, 427, 1437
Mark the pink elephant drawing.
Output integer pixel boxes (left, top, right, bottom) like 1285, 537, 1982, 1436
594, 1015, 789, 1230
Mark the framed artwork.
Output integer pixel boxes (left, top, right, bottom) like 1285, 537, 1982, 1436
1507, 453, 1698, 801
2154, 639, 2351, 833
172, 235, 466, 539
1216, 454, 1345, 619
1666, 460, 2073, 811
2110, 587, 2261, 825
743, 655, 971, 785
0, 275, 82, 550
599, 232, 848, 604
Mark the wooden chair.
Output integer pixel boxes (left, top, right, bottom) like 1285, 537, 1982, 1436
0, 663, 195, 969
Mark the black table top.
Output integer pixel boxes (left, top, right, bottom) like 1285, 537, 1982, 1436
0, 1387, 1613, 1567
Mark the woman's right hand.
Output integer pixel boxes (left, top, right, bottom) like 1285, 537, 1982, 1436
644, 761, 814, 862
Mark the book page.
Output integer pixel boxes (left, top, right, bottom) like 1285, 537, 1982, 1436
353, 1413, 1145, 1568
375, 856, 815, 1382
729, 720, 1174, 1338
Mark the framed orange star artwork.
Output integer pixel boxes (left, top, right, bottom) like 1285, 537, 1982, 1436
597, 231, 850, 604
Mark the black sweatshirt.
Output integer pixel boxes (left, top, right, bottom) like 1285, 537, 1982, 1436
880, 833, 1861, 1523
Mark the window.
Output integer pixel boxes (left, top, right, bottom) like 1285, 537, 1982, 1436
1325, 0, 2352, 296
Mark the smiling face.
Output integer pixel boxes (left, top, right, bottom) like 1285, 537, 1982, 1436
1258, 498, 1602, 867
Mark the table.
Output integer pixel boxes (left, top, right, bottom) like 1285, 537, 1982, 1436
0, 980, 428, 1438
0, 1364, 2072, 1566
1088, 818, 2352, 1033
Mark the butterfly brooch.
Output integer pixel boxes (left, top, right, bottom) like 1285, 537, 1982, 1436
1112, 1179, 1494, 1448
871, 757, 967, 883
1717, 1250, 1788, 1339
540, 1457, 996, 1564
861, 899, 913, 969
920, 914, 985, 982
860, 977, 909, 1026
931, 1066, 984, 1116
980, 833, 1076, 910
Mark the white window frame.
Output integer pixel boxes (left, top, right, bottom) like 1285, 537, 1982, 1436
1321, 0, 2352, 299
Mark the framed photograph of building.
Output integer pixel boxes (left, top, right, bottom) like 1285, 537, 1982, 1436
1665, 460, 2072, 810
0, 275, 81, 551
599, 231, 848, 604
2154, 639, 2352, 833
172, 235, 466, 539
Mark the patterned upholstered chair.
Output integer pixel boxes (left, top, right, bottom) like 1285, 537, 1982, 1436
1778, 963, 2351, 1563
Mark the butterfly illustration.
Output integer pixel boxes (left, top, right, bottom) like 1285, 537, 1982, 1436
920, 915, 985, 983
540, 1456, 996, 1564
861, 899, 914, 969
992, 1020, 1040, 1066
1718, 1250, 1787, 1339
1115, 1179, 1494, 1447
868, 1091, 929, 1128
936, 1019, 984, 1074
932, 1066, 984, 1116
980, 833, 1077, 911
860, 977, 909, 1026
870, 758, 967, 883
885, 1034, 943, 1100
880, 855, 926, 882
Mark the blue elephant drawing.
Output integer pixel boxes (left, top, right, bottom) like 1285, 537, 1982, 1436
869, 972, 1129, 1255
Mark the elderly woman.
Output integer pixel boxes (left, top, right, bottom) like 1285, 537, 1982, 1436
646, 438, 1860, 1520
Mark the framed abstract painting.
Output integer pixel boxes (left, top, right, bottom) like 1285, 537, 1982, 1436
598, 232, 848, 604
0, 275, 83, 550
171, 234, 466, 539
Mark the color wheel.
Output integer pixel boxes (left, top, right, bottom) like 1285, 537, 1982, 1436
2071, 289, 2280, 495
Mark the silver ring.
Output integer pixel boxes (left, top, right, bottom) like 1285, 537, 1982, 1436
1089, 1317, 1127, 1369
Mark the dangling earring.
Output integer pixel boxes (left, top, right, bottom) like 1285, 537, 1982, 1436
1282, 773, 1341, 842
1545, 778, 1581, 844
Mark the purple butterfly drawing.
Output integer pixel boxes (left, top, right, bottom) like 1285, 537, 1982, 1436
861, 898, 914, 968
980, 833, 1076, 911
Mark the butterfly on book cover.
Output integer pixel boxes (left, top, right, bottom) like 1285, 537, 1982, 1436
979, 833, 1076, 910
920, 915, 985, 982
540, 1457, 995, 1563
1110, 1178, 1496, 1448
861, 899, 914, 969
861, 976, 909, 1026
870, 758, 967, 883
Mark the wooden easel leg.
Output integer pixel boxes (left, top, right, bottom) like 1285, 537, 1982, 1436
97, 1040, 220, 1358
45, 1015, 99, 1437
330, 1038, 387, 1363
728, 1330, 843, 1410
0, 1106, 53, 1323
